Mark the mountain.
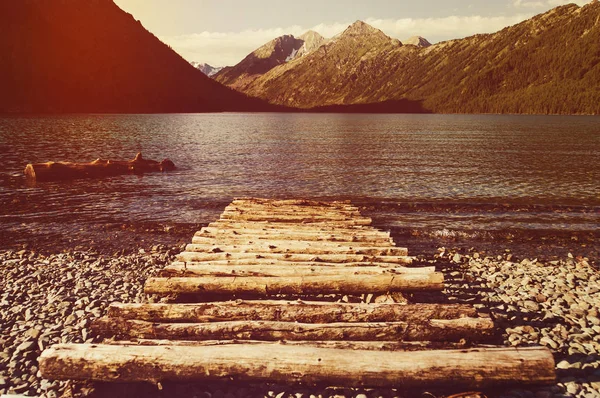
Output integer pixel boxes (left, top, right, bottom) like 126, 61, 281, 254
296, 30, 326, 57
238, 20, 404, 109
223, 3, 600, 114
0, 0, 275, 113
214, 31, 325, 91
405, 36, 431, 47
192, 62, 223, 77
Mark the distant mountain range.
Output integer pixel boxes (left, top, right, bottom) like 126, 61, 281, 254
0, 0, 274, 113
216, 1, 600, 114
214, 31, 326, 92
1, 0, 599, 114
191, 62, 223, 77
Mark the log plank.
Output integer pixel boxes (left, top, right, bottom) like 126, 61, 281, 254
91, 317, 494, 342
39, 344, 555, 388
177, 252, 414, 264
184, 243, 408, 257
143, 273, 443, 295
161, 264, 434, 277
105, 301, 477, 323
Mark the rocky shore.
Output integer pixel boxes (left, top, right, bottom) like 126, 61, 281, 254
1, 246, 599, 397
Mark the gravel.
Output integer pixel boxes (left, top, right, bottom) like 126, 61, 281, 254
0, 247, 176, 397
1, 246, 599, 398
440, 248, 600, 398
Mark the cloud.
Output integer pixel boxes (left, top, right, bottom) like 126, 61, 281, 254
160, 1, 591, 67
512, 0, 589, 8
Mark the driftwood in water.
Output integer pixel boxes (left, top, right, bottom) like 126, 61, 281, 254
24, 152, 175, 181
39, 344, 555, 388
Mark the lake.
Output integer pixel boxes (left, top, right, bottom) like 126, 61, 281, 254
0, 113, 598, 255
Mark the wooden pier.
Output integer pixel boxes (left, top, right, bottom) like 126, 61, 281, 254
39, 198, 555, 390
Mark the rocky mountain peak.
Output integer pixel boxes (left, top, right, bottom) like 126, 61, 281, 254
296, 30, 326, 57
342, 20, 384, 37
405, 36, 431, 47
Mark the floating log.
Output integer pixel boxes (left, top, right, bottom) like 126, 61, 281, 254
24, 152, 175, 181
184, 243, 408, 256
105, 301, 478, 323
91, 317, 493, 342
232, 198, 353, 208
39, 344, 555, 388
161, 263, 434, 277
145, 273, 441, 295
177, 252, 414, 264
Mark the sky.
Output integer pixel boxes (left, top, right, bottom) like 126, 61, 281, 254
113, 0, 593, 67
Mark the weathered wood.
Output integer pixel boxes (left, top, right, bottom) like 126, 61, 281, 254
208, 221, 382, 232
232, 198, 354, 208
221, 210, 367, 221
24, 153, 175, 181
39, 344, 555, 388
228, 201, 357, 211
106, 339, 475, 351
177, 251, 414, 264
192, 236, 394, 247
195, 229, 393, 244
91, 317, 494, 342
223, 206, 362, 217
162, 263, 434, 277
144, 273, 442, 295
170, 259, 415, 268
105, 301, 477, 323
219, 213, 373, 225
184, 243, 408, 256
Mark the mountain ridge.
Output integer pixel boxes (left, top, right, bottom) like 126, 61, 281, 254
0, 0, 275, 113
222, 3, 600, 114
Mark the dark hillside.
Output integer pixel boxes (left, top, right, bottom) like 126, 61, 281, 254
0, 0, 275, 113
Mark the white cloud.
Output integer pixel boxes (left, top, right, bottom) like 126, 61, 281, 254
161, 1, 592, 67
512, 0, 590, 8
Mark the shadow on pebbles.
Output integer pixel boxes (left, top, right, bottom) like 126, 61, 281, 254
1, 247, 599, 398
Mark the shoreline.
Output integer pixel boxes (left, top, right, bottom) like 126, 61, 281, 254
0, 242, 598, 397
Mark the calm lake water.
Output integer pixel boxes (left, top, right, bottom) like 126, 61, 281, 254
0, 113, 598, 254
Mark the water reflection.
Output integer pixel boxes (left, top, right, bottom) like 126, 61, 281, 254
0, 113, 598, 249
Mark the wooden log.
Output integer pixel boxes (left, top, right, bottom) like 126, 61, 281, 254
105, 301, 478, 323
195, 229, 393, 244
221, 210, 366, 220
177, 252, 414, 264
91, 317, 494, 342
39, 344, 556, 387
232, 198, 354, 208
170, 259, 417, 267
208, 221, 381, 232
24, 152, 175, 181
219, 213, 373, 225
223, 205, 362, 217
39, 344, 555, 388
191, 236, 394, 247
184, 243, 409, 257
143, 273, 443, 295
106, 339, 474, 351
201, 225, 388, 235
161, 263, 434, 277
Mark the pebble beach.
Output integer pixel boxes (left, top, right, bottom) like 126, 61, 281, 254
1, 242, 598, 398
